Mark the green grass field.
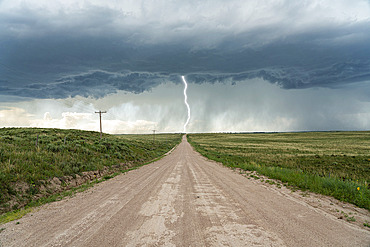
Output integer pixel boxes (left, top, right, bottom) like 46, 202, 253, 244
0, 128, 182, 214
187, 132, 370, 210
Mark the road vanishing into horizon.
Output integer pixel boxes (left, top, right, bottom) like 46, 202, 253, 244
1, 136, 369, 246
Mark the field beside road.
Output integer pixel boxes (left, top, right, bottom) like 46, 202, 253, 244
0, 128, 182, 216
187, 132, 370, 210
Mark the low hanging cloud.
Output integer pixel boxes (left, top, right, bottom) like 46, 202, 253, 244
2, 59, 370, 99
0, 0, 369, 100
0, 71, 174, 99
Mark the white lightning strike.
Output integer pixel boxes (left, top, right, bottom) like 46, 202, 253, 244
182, 75, 191, 133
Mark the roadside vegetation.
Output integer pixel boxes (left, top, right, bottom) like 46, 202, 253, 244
0, 128, 182, 218
187, 132, 370, 210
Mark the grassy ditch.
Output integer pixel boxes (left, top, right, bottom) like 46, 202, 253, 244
0, 128, 182, 215
1, 169, 125, 224
187, 132, 370, 210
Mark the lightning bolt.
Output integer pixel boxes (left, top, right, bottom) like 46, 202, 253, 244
182, 75, 191, 133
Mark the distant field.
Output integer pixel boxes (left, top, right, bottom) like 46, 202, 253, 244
187, 132, 370, 209
0, 128, 182, 214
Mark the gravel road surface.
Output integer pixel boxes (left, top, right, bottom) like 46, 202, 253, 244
1, 136, 369, 246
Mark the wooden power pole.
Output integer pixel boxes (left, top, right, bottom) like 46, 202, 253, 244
95, 111, 107, 139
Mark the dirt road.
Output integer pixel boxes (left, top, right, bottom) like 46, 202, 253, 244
1, 136, 369, 246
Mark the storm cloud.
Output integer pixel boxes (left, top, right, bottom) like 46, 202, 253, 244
0, 0, 369, 99
2, 79, 369, 133
0, 0, 369, 132
1, 70, 175, 99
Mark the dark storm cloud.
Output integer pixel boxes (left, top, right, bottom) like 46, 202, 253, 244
0, 0, 369, 99
0, 70, 174, 99
188, 59, 370, 89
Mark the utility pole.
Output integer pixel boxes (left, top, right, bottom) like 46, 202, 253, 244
95, 111, 107, 139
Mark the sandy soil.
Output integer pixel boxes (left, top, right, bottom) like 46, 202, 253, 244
0, 136, 369, 246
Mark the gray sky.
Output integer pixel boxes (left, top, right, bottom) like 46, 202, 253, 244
0, 0, 369, 133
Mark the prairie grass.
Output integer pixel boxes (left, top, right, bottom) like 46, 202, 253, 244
187, 132, 370, 210
0, 128, 182, 214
